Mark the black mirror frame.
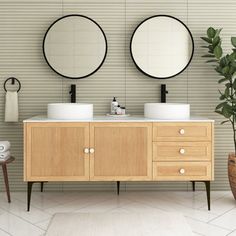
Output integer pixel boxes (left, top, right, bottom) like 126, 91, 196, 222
42, 14, 108, 80
130, 14, 194, 80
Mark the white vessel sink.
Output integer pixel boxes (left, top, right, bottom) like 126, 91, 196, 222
47, 103, 93, 120
144, 103, 190, 120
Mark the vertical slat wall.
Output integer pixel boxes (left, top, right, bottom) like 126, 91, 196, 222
0, 0, 235, 191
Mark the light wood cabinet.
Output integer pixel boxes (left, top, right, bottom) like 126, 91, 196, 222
153, 162, 211, 181
152, 122, 214, 181
89, 123, 152, 181
153, 122, 212, 141
153, 142, 212, 161
24, 119, 214, 211
24, 123, 90, 181
24, 121, 214, 182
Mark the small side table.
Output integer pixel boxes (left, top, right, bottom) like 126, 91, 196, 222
0, 156, 15, 203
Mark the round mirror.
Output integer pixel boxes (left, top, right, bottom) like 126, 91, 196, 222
130, 15, 194, 79
43, 14, 107, 79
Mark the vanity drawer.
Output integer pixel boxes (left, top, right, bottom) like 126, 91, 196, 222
153, 162, 211, 180
153, 123, 212, 141
153, 142, 211, 161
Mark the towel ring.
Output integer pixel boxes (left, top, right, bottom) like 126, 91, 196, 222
4, 77, 21, 93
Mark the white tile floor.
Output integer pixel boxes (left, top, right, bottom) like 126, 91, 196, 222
0, 190, 235, 236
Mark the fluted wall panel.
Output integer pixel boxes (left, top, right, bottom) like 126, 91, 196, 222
0, 0, 235, 191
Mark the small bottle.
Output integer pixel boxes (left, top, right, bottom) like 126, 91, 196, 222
111, 97, 118, 115
121, 106, 126, 115
116, 105, 122, 115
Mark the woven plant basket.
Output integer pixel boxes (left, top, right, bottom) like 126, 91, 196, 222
228, 153, 236, 200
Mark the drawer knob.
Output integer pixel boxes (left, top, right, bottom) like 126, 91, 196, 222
90, 148, 95, 154
84, 148, 89, 154
179, 129, 185, 135
179, 148, 185, 154
179, 168, 185, 174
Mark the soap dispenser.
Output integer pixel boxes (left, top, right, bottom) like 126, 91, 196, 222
111, 97, 118, 114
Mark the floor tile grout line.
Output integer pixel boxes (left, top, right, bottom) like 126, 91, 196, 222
209, 221, 236, 233
0, 227, 13, 236
197, 193, 234, 209
70, 196, 133, 213
226, 229, 236, 236
207, 206, 236, 224
127, 193, 215, 214
185, 215, 231, 232
34, 217, 51, 226
0, 208, 47, 233
192, 230, 205, 236
43, 195, 117, 215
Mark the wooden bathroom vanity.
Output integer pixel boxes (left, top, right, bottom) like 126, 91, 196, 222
24, 116, 214, 210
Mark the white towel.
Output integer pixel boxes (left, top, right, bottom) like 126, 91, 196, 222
0, 141, 10, 153
0, 155, 10, 161
0, 151, 10, 159
5, 91, 19, 122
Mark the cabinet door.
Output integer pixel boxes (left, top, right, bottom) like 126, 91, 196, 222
24, 123, 89, 181
90, 123, 152, 180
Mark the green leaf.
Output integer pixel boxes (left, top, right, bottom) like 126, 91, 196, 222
222, 66, 230, 74
215, 66, 222, 74
220, 57, 228, 67
222, 106, 232, 118
215, 28, 223, 37
220, 120, 230, 125
218, 89, 225, 100
231, 37, 236, 47
225, 87, 230, 97
229, 66, 236, 75
201, 37, 212, 44
233, 79, 236, 89
206, 59, 219, 63
216, 102, 227, 110
212, 36, 220, 47
215, 110, 223, 115
202, 54, 215, 58
220, 94, 225, 100
207, 27, 216, 38
228, 52, 236, 61
218, 77, 228, 83
214, 45, 223, 59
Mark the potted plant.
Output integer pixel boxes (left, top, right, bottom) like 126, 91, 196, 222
201, 27, 236, 199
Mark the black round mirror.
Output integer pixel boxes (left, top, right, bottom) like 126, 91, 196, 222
43, 14, 107, 79
130, 15, 194, 79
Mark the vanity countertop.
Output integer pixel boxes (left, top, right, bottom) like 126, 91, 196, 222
23, 115, 215, 123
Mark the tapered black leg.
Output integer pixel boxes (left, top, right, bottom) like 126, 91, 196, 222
192, 181, 195, 192
2, 164, 11, 203
27, 182, 34, 211
117, 181, 120, 195
40, 182, 44, 192
204, 181, 211, 211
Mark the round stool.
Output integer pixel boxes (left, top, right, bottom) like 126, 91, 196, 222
0, 156, 14, 203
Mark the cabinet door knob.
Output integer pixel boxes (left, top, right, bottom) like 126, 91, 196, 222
179, 129, 185, 135
179, 168, 185, 174
84, 148, 89, 154
90, 148, 95, 154
179, 148, 185, 154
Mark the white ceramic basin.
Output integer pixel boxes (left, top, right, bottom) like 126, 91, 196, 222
47, 103, 93, 120
144, 103, 190, 120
